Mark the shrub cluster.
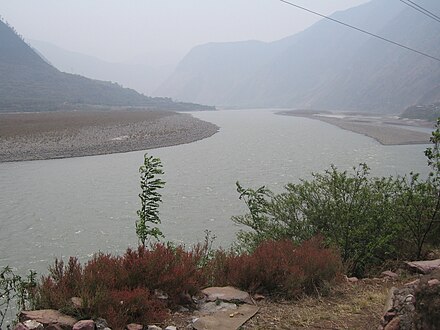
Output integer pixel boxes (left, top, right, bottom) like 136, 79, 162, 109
207, 236, 342, 298
233, 163, 440, 277
232, 120, 440, 277
36, 244, 207, 328
35, 238, 341, 328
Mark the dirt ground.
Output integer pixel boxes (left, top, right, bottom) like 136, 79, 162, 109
165, 276, 411, 330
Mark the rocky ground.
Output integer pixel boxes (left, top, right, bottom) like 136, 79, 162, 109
278, 110, 433, 145
0, 109, 219, 162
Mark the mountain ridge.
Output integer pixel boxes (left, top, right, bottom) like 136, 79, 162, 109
0, 19, 214, 113
157, 0, 440, 113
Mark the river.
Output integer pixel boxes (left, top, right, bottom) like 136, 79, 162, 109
0, 109, 431, 275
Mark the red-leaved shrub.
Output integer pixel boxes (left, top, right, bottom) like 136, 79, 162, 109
36, 236, 341, 327
104, 288, 167, 329
37, 243, 207, 327
122, 244, 206, 305
207, 236, 342, 297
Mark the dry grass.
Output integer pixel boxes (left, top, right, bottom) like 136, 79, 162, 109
167, 277, 408, 329
241, 279, 397, 330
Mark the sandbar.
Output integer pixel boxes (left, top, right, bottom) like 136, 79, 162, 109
278, 110, 433, 145
0, 109, 219, 162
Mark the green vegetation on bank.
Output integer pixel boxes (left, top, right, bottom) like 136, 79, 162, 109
233, 120, 440, 276
0, 267, 37, 327
401, 103, 440, 122
2, 123, 440, 328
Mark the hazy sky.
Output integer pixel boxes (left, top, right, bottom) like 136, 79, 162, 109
1, 0, 370, 64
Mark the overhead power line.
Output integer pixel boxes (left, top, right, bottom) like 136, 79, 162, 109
400, 0, 440, 23
277, 0, 440, 63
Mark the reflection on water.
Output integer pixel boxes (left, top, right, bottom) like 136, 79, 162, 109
0, 109, 430, 275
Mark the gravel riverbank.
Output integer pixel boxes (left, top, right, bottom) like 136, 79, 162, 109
278, 110, 432, 145
0, 109, 219, 162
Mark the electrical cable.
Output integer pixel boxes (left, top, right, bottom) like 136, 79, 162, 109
277, 0, 440, 63
400, 0, 440, 23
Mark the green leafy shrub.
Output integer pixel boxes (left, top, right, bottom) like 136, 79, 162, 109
232, 120, 440, 277
233, 164, 399, 276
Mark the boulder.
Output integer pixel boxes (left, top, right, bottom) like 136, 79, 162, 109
405, 259, 440, 274
201, 286, 252, 304
346, 276, 359, 283
381, 271, 398, 279
126, 324, 143, 330
20, 310, 77, 330
383, 287, 396, 314
14, 323, 29, 330
73, 320, 95, 330
404, 279, 420, 287
147, 326, 162, 330
198, 301, 238, 314
380, 287, 416, 329
164, 327, 177, 330
23, 320, 43, 330
95, 318, 109, 330
193, 304, 259, 330
428, 278, 440, 286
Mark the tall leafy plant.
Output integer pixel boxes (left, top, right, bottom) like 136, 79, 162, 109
136, 153, 165, 247
0, 266, 37, 328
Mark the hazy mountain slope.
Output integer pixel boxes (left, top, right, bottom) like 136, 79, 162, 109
306, 0, 440, 112
0, 20, 212, 112
155, 40, 288, 105
29, 40, 174, 95
158, 0, 440, 113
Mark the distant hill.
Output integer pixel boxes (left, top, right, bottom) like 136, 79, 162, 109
157, 0, 440, 113
0, 20, 213, 113
28, 39, 175, 96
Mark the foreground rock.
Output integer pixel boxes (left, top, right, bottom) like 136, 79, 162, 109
380, 267, 440, 329
201, 286, 253, 304
73, 320, 95, 330
19, 310, 77, 329
193, 286, 259, 330
193, 304, 259, 330
405, 259, 440, 274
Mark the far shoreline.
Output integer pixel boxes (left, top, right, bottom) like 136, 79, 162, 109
0, 109, 219, 162
277, 110, 433, 146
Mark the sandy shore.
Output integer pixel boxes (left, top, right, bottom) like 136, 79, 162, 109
278, 110, 433, 145
0, 109, 219, 162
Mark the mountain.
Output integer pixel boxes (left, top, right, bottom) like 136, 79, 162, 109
157, 0, 440, 113
28, 40, 176, 96
0, 20, 213, 113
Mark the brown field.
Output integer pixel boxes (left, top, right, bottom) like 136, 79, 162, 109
0, 109, 219, 162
